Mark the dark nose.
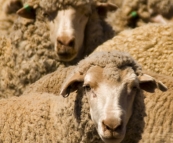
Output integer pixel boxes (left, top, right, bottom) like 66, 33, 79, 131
102, 118, 123, 132
57, 36, 75, 47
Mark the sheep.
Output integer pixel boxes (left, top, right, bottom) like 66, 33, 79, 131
0, 51, 167, 143
95, 23, 173, 76
0, 0, 119, 98
15, 0, 118, 63
105, 0, 151, 33
106, 0, 173, 33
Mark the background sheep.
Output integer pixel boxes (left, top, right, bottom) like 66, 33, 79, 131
16, 0, 118, 63
0, 0, 118, 98
95, 23, 173, 76
106, 0, 173, 33
106, 0, 150, 33
0, 51, 166, 143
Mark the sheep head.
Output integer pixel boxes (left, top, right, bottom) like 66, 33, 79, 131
16, 1, 117, 62
60, 62, 167, 143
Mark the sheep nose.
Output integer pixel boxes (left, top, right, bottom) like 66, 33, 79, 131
57, 36, 75, 47
102, 118, 123, 132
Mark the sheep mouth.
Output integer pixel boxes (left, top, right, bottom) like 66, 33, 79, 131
101, 135, 124, 143
57, 52, 77, 62
100, 130, 125, 143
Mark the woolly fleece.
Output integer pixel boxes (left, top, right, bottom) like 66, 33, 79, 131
140, 71, 173, 142
95, 23, 173, 76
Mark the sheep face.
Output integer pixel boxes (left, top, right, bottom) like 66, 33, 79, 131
48, 4, 92, 62
17, 2, 117, 62
83, 66, 138, 143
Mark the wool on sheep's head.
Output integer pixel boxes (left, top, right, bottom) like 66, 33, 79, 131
22, 0, 92, 11
75, 50, 143, 77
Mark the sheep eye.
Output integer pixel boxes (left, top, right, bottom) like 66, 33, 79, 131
43, 11, 57, 21
132, 86, 138, 91
83, 85, 91, 92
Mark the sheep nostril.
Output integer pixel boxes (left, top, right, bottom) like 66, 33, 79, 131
114, 123, 123, 132
57, 37, 75, 47
57, 39, 63, 45
68, 40, 75, 47
102, 119, 123, 132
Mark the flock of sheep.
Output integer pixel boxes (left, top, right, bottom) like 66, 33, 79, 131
0, 0, 173, 143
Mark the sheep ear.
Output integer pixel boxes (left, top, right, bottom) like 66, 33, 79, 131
138, 74, 167, 93
60, 72, 84, 98
96, 2, 118, 18
17, 4, 36, 19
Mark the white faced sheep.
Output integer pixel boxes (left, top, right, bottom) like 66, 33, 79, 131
95, 23, 173, 76
16, 0, 118, 63
21, 50, 167, 143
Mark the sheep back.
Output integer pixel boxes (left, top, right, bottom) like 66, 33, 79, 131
140, 71, 173, 142
95, 23, 173, 76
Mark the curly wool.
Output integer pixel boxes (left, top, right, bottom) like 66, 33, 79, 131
0, 91, 103, 143
95, 23, 173, 76
23, 65, 75, 95
1, 20, 62, 98
140, 71, 173, 143
22, 0, 92, 12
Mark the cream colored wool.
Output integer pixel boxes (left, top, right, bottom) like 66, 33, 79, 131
0, 92, 102, 143
95, 23, 173, 76
0, 37, 16, 99
140, 71, 173, 143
